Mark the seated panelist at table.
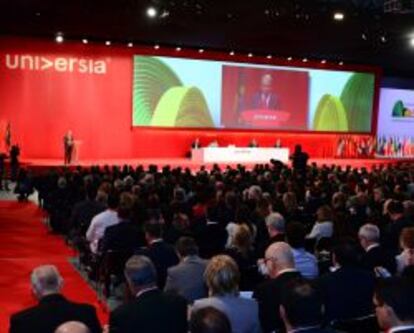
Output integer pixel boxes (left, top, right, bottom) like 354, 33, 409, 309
208, 140, 219, 148
248, 139, 259, 148
274, 139, 282, 148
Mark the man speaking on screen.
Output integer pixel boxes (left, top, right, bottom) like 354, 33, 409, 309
251, 74, 280, 110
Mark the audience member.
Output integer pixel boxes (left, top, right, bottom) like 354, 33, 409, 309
374, 278, 414, 333
54, 321, 90, 333
286, 222, 319, 279
9, 265, 101, 333
253, 242, 301, 333
164, 237, 208, 303
193, 255, 261, 333
109, 255, 187, 333
307, 205, 334, 242
396, 227, 414, 275
190, 307, 232, 333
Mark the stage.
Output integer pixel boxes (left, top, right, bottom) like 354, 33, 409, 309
20, 157, 411, 174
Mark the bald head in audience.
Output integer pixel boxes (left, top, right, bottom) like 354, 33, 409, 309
55, 321, 90, 333
264, 242, 295, 279
31, 265, 63, 300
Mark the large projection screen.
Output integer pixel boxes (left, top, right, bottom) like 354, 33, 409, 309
132, 55, 376, 133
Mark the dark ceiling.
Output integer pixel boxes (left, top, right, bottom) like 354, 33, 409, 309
1, 0, 414, 77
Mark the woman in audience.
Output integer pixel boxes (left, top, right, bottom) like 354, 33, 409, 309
396, 227, 414, 275
224, 224, 260, 290
192, 255, 261, 333
306, 205, 334, 242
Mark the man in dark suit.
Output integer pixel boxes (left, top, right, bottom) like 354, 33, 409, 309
358, 223, 396, 274
374, 278, 414, 333
136, 223, 179, 289
280, 279, 333, 333
317, 240, 376, 323
109, 255, 187, 333
164, 237, 208, 303
383, 200, 414, 255
9, 265, 101, 333
195, 205, 227, 259
251, 74, 280, 110
253, 242, 302, 333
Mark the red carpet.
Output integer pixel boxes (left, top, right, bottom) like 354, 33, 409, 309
0, 201, 108, 333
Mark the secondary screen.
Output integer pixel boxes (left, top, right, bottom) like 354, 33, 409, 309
376, 88, 414, 156
132, 55, 375, 133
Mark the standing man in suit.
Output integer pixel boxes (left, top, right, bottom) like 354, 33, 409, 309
109, 255, 188, 333
374, 278, 414, 333
251, 74, 280, 110
358, 224, 396, 274
63, 130, 74, 165
9, 265, 101, 333
253, 242, 301, 333
164, 237, 208, 303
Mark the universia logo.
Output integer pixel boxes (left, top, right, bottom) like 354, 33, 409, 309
4, 54, 107, 74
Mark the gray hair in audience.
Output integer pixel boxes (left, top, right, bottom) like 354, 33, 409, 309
265, 212, 285, 233
358, 224, 380, 243
124, 255, 157, 288
31, 265, 63, 296
54, 321, 90, 333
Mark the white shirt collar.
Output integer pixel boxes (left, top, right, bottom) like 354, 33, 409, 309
277, 268, 297, 277
135, 286, 158, 299
366, 243, 380, 252
389, 325, 414, 333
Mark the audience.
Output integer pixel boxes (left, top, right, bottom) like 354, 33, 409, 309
192, 255, 261, 333
11, 161, 414, 333
109, 255, 187, 333
9, 265, 101, 333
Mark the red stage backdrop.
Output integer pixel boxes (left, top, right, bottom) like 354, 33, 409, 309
0, 37, 376, 160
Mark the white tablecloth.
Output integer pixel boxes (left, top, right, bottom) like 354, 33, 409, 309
191, 147, 289, 163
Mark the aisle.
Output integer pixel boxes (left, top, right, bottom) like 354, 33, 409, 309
0, 201, 108, 333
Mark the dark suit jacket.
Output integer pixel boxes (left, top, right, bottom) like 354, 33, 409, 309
136, 241, 179, 289
253, 271, 302, 333
9, 294, 101, 333
195, 222, 227, 259
251, 92, 280, 110
360, 245, 396, 274
164, 255, 208, 303
101, 220, 145, 253
383, 217, 414, 254
317, 266, 375, 322
109, 289, 187, 333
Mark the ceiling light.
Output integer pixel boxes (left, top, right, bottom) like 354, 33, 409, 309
176, 47, 182, 51
154, 44, 160, 49
267, 55, 272, 59
55, 34, 64, 43
333, 12, 344, 21
287, 56, 292, 61
362, 33, 367, 40
302, 58, 308, 62
105, 41, 111, 46
380, 35, 387, 43
229, 51, 235, 56
321, 59, 326, 64
410, 37, 414, 47
128, 43, 133, 48
199, 49, 204, 53
248, 53, 253, 57
82, 39, 88, 44
147, 7, 157, 18
339, 61, 344, 65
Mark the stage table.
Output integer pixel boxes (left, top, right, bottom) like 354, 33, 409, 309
191, 147, 289, 164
